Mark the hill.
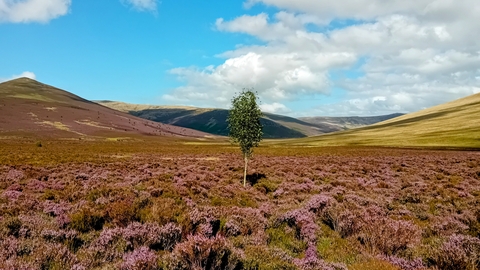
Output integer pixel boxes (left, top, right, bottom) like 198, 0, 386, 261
0, 78, 212, 139
283, 92, 480, 148
299, 113, 403, 129
97, 101, 401, 139
97, 101, 334, 139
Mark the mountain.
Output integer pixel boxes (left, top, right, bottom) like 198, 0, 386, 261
97, 101, 401, 139
299, 114, 403, 129
284, 92, 480, 148
96, 101, 344, 139
0, 78, 211, 139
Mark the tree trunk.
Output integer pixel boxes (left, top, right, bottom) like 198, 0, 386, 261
244, 155, 248, 187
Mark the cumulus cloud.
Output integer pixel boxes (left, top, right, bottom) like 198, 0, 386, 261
260, 102, 291, 114
0, 0, 71, 23
165, 0, 480, 116
0, 71, 36, 83
122, 0, 158, 12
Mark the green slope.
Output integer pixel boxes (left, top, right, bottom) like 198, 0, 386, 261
280, 92, 480, 148
97, 101, 333, 139
97, 101, 404, 139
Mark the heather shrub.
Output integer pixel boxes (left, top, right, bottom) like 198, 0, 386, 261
358, 217, 421, 255
305, 194, 333, 214
150, 197, 187, 226
224, 219, 241, 237
253, 178, 278, 194
429, 215, 469, 236
323, 206, 362, 238
378, 255, 425, 270
106, 199, 137, 226
278, 209, 319, 243
429, 234, 480, 270
167, 234, 244, 270
69, 207, 105, 232
120, 246, 158, 270
86, 227, 126, 265
33, 243, 78, 270
122, 222, 182, 251
219, 206, 268, 237
41, 229, 84, 252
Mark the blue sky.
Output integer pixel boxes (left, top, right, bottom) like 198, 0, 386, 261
1, 0, 479, 116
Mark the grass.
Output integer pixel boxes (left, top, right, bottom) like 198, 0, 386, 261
276, 92, 480, 149
75, 120, 110, 129
6, 93, 59, 103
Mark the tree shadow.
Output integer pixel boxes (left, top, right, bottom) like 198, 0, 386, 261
246, 173, 267, 186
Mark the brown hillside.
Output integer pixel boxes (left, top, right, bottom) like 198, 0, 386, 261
0, 78, 212, 139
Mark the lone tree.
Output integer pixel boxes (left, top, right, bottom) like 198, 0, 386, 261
227, 89, 263, 187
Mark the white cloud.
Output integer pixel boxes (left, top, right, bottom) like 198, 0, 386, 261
260, 102, 291, 114
165, 0, 480, 116
244, 0, 479, 23
0, 71, 36, 83
0, 0, 71, 23
122, 0, 158, 12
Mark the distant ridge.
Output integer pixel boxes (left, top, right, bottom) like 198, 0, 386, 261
299, 113, 404, 129
0, 78, 212, 139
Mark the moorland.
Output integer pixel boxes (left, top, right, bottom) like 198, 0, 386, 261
1, 78, 480, 270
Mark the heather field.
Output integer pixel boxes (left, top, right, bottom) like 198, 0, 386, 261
1, 140, 480, 270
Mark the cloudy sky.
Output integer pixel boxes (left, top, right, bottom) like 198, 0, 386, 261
1, 0, 479, 116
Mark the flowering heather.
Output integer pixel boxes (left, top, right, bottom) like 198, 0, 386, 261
167, 234, 244, 270
379, 255, 426, 270
430, 234, 480, 270
0, 142, 479, 269
120, 246, 158, 270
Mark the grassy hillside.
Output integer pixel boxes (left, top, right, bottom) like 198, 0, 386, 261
280, 92, 480, 148
300, 113, 403, 129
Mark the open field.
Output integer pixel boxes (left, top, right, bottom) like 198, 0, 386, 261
1, 139, 480, 269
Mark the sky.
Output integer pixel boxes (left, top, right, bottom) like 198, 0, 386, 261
1, 0, 479, 117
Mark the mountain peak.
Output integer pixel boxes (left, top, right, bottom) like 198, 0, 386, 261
3, 77, 38, 84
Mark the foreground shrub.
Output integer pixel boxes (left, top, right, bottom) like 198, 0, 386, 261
120, 246, 157, 270
33, 243, 78, 270
69, 207, 105, 233
167, 234, 244, 270
359, 217, 421, 255
326, 206, 421, 256
122, 222, 182, 251
429, 234, 480, 270
378, 255, 425, 270
86, 222, 181, 266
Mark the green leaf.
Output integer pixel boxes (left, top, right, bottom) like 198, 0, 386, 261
227, 88, 263, 159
